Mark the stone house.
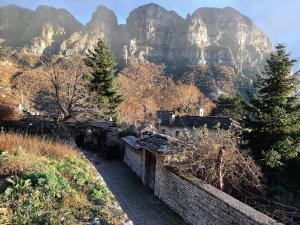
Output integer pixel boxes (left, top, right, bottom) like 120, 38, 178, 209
76, 121, 121, 158
157, 110, 240, 137
121, 134, 176, 190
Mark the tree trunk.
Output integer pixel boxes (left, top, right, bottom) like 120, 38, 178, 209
216, 147, 225, 190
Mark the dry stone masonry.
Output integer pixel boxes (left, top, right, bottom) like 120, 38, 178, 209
155, 167, 282, 225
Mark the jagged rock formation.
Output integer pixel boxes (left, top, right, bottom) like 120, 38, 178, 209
60, 6, 120, 56
59, 3, 272, 80
0, 5, 82, 55
124, 4, 186, 66
191, 7, 271, 76
0, 3, 273, 96
28, 23, 65, 55
122, 4, 272, 78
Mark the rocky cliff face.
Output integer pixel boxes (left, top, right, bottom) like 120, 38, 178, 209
60, 6, 120, 57
0, 5, 35, 47
124, 4, 186, 66
191, 7, 271, 76
0, 5, 82, 55
0, 3, 272, 95
121, 5, 272, 78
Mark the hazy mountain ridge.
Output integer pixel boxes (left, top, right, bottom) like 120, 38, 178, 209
0, 3, 273, 97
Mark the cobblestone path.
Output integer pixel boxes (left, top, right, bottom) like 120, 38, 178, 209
84, 151, 186, 225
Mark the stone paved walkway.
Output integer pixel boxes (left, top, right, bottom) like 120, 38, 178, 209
84, 151, 186, 225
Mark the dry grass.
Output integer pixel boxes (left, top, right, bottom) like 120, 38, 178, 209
0, 132, 78, 159
0, 60, 20, 87
0, 58, 49, 120
0, 132, 78, 176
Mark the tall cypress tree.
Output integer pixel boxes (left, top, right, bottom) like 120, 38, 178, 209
246, 44, 300, 168
85, 39, 122, 121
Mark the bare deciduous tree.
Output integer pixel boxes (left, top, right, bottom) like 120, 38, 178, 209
166, 127, 264, 193
37, 56, 102, 122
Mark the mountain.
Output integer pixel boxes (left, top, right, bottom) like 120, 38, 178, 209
0, 3, 272, 96
60, 6, 121, 57
0, 5, 83, 55
0, 5, 35, 47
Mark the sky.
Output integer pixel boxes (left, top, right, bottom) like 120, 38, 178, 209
1, 0, 300, 69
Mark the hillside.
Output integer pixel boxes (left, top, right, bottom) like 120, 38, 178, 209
0, 133, 127, 225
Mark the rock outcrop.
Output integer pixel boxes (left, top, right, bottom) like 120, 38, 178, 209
121, 5, 272, 78
124, 3, 186, 67
190, 7, 271, 77
0, 5, 35, 47
0, 5, 82, 55
60, 6, 120, 56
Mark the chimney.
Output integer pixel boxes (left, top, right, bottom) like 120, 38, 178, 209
199, 108, 204, 117
169, 111, 176, 124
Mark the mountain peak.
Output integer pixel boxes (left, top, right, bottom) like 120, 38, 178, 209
35, 5, 55, 11
138, 3, 165, 10
127, 3, 184, 25
192, 7, 242, 17
130, 3, 180, 15
90, 5, 118, 25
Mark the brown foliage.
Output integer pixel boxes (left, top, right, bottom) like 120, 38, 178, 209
172, 83, 215, 115
0, 98, 17, 121
117, 60, 214, 124
166, 127, 263, 192
117, 61, 175, 124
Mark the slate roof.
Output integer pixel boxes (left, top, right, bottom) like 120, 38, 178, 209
121, 136, 142, 150
137, 134, 178, 154
88, 121, 117, 130
159, 114, 240, 130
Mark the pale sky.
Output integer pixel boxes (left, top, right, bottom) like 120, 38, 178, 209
1, 0, 300, 68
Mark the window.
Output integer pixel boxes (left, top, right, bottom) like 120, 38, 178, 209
161, 129, 166, 134
175, 131, 180, 137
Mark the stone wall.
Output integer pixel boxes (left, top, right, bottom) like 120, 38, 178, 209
159, 126, 217, 138
123, 146, 143, 178
155, 167, 281, 225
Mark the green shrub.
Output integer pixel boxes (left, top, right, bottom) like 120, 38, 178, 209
55, 156, 91, 187
88, 183, 108, 205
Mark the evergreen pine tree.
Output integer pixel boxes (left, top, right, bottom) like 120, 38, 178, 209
213, 93, 245, 122
85, 39, 123, 121
246, 44, 300, 168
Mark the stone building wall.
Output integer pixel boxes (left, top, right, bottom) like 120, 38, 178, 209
123, 146, 143, 178
159, 126, 217, 138
155, 167, 281, 225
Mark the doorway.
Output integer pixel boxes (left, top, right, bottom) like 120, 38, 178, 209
144, 150, 156, 190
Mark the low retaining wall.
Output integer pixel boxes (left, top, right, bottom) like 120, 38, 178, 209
155, 167, 281, 225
